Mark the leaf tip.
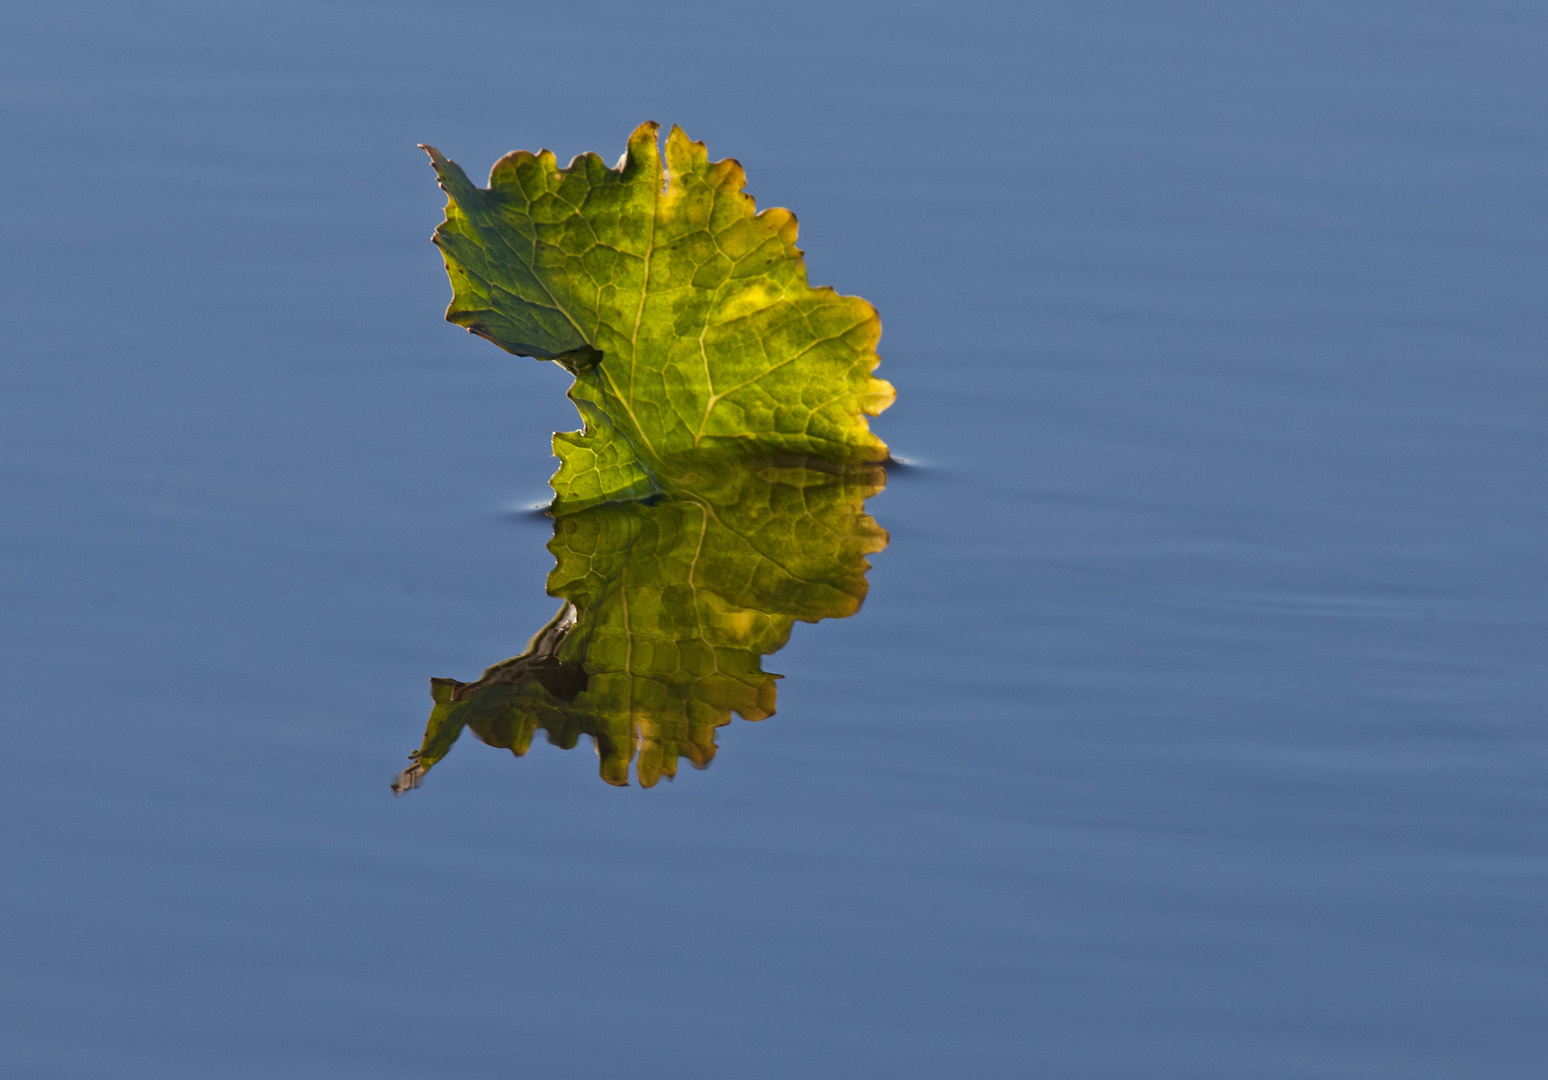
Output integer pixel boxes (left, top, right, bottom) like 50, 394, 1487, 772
391, 763, 425, 795
863, 372, 897, 417
622, 120, 663, 179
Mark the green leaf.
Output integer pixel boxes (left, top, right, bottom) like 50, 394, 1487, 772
393, 461, 887, 790
422, 122, 894, 511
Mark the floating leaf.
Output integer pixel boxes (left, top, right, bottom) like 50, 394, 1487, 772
422, 122, 894, 511
394, 461, 887, 790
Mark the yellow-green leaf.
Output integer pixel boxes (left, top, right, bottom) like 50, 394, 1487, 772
423, 122, 894, 511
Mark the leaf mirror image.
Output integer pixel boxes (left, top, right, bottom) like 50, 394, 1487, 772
396, 122, 894, 790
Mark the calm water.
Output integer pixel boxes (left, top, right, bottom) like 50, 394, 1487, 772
3, 2, 1545, 1076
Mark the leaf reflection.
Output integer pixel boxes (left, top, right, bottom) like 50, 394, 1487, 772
395, 460, 887, 790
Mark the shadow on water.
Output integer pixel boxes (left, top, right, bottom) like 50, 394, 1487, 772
395, 459, 888, 791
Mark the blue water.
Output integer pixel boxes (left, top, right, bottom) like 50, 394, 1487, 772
3, 2, 1545, 1076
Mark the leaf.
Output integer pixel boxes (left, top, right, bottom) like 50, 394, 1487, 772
393, 461, 887, 790
422, 122, 894, 511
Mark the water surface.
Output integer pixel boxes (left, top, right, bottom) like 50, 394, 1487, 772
2, 2, 1545, 1077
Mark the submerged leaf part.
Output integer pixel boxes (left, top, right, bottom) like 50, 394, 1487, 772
398, 461, 887, 788
423, 122, 894, 511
